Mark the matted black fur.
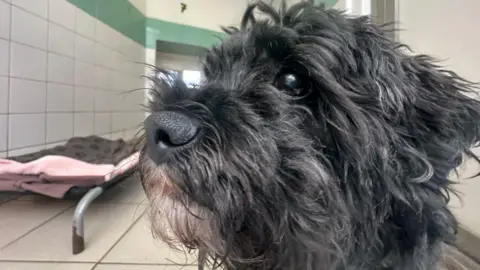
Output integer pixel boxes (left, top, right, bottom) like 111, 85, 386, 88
139, 1, 480, 269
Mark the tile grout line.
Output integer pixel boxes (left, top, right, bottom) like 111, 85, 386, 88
0, 74, 142, 92
73, 1, 81, 137
44, 0, 50, 151
0, 203, 75, 251
92, 6, 98, 139
5, 0, 11, 154
91, 208, 147, 269
71, 0, 77, 139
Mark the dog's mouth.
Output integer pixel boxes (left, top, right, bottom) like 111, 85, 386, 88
139, 155, 176, 199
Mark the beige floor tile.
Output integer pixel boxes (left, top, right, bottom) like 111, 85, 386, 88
94, 173, 147, 204
0, 203, 146, 262
94, 264, 197, 270
0, 199, 73, 248
102, 217, 198, 266
0, 262, 94, 270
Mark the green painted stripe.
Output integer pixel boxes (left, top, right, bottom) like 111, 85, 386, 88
69, 0, 224, 49
146, 18, 227, 49
316, 0, 338, 7
68, 0, 338, 50
68, 0, 146, 46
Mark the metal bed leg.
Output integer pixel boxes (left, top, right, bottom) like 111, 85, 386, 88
72, 186, 104, 255
198, 247, 207, 270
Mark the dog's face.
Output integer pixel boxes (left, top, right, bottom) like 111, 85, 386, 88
140, 1, 480, 269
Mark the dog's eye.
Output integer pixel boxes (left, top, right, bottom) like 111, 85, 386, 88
276, 74, 309, 97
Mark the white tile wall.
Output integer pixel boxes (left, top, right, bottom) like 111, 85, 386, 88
94, 113, 112, 135
0, 77, 8, 114
74, 34, 95, 63
0, 1, 10, 40
47, 53, 74, 84
0, 39, 10, 76
10, 42, 47, 80
75, 8, 95, 39
47, 83, 74, 112
8, 114, 46, 149
48, 0, 75, 30
74, 113, 94, 137
0, 0, 146, 157
74, 86, 94, 111
11, 6, 48, 49
48, 22, 74, 57
11, 0, 48, 19
9, 78, 47, 113
46, 113, 73, 143
0, 115, 7, 152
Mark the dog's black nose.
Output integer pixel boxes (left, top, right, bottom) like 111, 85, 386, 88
145, 111, 200, 162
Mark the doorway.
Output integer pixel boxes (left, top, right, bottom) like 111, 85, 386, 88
371, 0, 398, 41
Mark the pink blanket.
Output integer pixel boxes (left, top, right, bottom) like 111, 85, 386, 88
0, 152, 139, 181
0, 152, 140, 198
0, 156, 115, 180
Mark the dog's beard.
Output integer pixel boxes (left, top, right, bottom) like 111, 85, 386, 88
140, 157, 213, 249
140, 152, 251, 267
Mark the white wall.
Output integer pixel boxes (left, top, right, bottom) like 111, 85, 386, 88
147, 0, 249, 32
129, 0, 147, 16
334, 0, 370, 15
146, 0, 312, 32
0, 0, 146, 158
398, 0, 480, 83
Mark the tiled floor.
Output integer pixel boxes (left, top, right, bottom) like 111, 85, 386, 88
0, 175, 199, 270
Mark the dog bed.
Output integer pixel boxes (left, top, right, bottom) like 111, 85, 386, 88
0, 135, 140, 254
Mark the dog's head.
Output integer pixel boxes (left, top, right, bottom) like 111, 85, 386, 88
140, 1, 480, 268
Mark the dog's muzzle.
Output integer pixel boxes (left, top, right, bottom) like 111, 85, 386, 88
145, 111, 200, 164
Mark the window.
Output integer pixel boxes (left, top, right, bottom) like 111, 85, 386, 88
156, 69, 202, 88
182, 70, 202, 87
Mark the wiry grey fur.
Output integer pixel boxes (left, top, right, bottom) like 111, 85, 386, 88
139, 1, 480, 269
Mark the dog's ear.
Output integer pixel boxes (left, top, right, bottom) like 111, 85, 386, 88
346, 22, 480, 154
404, 55, 480, 170
332, 20, 480, 179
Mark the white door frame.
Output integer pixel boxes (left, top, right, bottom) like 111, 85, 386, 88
344, 0, 371, 15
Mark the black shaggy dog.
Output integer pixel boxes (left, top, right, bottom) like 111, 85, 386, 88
139, 1, 480, 269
